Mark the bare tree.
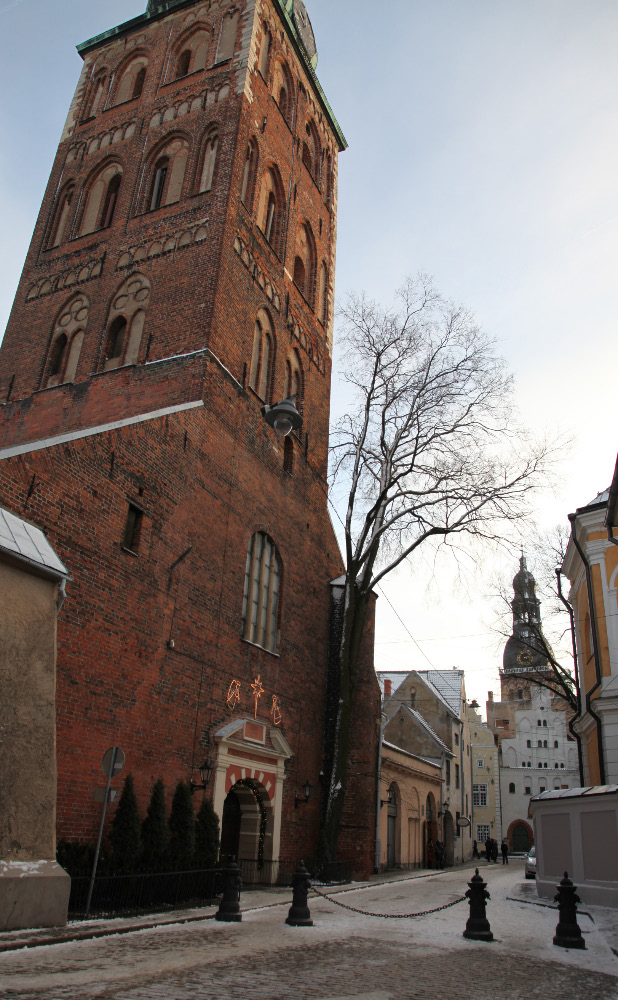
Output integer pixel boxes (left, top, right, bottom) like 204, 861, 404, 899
322, 275, 558, 860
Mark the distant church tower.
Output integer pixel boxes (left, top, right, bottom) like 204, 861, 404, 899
0, 1, 379, 876
500, 554, 552, 701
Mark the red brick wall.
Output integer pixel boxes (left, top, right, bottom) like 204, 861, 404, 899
0, 0, 377, 875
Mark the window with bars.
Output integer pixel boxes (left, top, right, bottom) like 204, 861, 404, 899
472, 783, 488, 807
241, 532, 281, 652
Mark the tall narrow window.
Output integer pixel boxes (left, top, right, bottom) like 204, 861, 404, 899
198, 132, 218, 193
100, 173, 121, 229
257, 167, 284, 255
249, 312, 274, 401
240, 139, 258, 207
293, 256, 306, 295
86, 72, 107, 118
123, 503, 143, 553
258, 24, 271, 78
49, 184, 74, 248
150, 157, 169, 211
177, 49, 191, 77
79, 164, 123, 237
133, 67, 146, 99
272, 60, 294, 128
216, 11, 239, 63
48, 334, 67, 382
242, 532, 281, 653
104, 316, 127, 369
284, 350, 303, 413
103, 274, 150, 372
113, 56, 149, 105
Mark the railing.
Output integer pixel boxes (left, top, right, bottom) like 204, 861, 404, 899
68, 867, 220, 920
68, 858, 353, 920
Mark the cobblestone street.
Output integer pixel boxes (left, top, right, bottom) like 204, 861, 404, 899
2, 864, 618, 1000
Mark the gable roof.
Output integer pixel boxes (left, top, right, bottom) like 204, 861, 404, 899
397, 704, 453, 757
416, 670, 464, 719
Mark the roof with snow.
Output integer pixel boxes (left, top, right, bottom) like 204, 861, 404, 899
416, 670, 464, 719
0, 507, 68, 580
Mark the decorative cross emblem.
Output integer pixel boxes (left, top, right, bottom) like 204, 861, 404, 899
251, 674, 265, 719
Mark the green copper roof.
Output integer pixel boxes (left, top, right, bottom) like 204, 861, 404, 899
77, 0, 346, 150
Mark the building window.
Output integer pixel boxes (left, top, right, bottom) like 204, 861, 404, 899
123, 503, 143, 553
272, 59, 294, 128
241, 532, 281, 653
543, 740, 548, 748
445, 759, 451, 785
476, 758, 485, 768
249, 310, 274, 401
257, 166, 285, 255
258, 23, 271, 78
198, 129, 218, 192
537, 720, 542, 727
102, 274, 150, 371
477, 824, 491, 843
538, 740, 542, 748
455, 763, 460, 789
216, 10, 239, 63
560, 763, 564, 768
454, 732, 460, 747
472, 784, 487, 807
171, 28, 210, 79
554, 740, 559, 748
145, 137, 190, 212
526, 740, 531, 748
113, 55, 148, 105
542, 719, 547, 727
79, 163, 123, 237
49, 183, 75, 248
509, 782, 516, 794
240, 138, 258, 208
284, 350, 303, 414
525, 786, 531, 795
540, 785, 546, 793
44, 294, 89, 388
543, 762, 548, 768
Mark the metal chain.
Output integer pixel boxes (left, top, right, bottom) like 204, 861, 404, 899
310, 885, 466, 919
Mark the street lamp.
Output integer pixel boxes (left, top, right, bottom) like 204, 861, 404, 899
294, 779, 313, 809
261, 395, 303, 438
190, 759, 213, 793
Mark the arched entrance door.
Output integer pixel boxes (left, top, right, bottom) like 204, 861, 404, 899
220, 778, 271, 869
443, 811, 455, 866
510, 821, 533, 853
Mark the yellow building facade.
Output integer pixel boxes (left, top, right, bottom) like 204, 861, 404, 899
562, 457, 618, 785
378, 741, 442, 870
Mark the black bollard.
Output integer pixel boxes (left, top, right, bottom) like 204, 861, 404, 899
463, 868, 494, 942
553, 872, 586, 949
286, 860, 314, 927
215, 858, 243, 922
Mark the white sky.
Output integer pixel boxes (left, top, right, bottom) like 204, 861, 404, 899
1, 0, 616, 713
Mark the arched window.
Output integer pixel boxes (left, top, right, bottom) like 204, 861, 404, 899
526, 740, 531, 749
113, 55, 148, 105
241, 532, 281, 652
317, 261, 328, 325
198, 129, 218, 193
537, 740, 542, 748
171, 27, 211, 79
554, 740, 559, 748
258, 24, 271, 78
302, 119, 321, 185
293, 222, 316, 306
145, 137, 190, 211
49, 183, 75, 248
216, 10, 239, 63
543, 740, 548, 748
44, 294, 89, 388
85, 70, 107, 119
272, 60, 294, 128
79, 162, 123, 236
240, 138, 258, 207
284, 350, 303, 413
102, 274, 151, 371
542, 719, 547, 727
256, 166, 285, 255
249, 310, 274, 401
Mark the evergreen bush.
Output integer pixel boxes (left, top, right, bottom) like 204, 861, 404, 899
169, 781, 195, 870
110, 773, 141, 874
195, 796, 220, 869
141, 778, 169, 872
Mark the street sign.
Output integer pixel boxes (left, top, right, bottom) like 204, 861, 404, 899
102, 747, 125, 778
457, 817, 471, 828
94, 788, 119, 803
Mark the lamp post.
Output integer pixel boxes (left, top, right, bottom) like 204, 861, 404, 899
190, 759, 213, 794
294, 779, 313, 809
261, 395, 303, 438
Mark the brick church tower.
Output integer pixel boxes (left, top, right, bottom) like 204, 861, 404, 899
0, 0, 379, 875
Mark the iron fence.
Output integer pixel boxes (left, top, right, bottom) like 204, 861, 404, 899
68, 867, 220, 920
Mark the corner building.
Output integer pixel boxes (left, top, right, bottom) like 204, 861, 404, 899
0, 0, 379, 876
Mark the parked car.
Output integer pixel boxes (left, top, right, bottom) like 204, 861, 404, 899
525, 846, 536, 879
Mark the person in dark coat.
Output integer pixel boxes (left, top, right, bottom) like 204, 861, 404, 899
501, 840, 509, 864
435, 840, 445, 869
472, 839, 479, 859
492, 840, 499, 863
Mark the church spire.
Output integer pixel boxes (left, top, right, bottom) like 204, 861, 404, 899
502, 555, 551, 673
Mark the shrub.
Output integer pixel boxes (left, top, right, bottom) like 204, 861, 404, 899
110, 773, 141, 874
195, 796, 220, 869
141, 778, 170, 872
169, 781, 195, 870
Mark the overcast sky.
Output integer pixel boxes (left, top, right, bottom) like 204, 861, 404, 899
1, 0, 616, 711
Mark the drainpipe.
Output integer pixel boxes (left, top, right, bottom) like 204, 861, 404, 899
374, 710, 388, 873
568, 513, 606, 784
556, 568, 585, 786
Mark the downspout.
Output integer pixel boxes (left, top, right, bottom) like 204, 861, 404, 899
568, 513, 606, 784
556, 567, 585, 786
374, 711, 387, 873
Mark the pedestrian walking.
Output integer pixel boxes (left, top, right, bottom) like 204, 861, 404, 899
501, 840, 509, 865
435, 840, 445, 869
473, 839, 480, 859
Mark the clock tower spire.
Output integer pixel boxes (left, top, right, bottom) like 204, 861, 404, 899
502, 554, 553, 677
